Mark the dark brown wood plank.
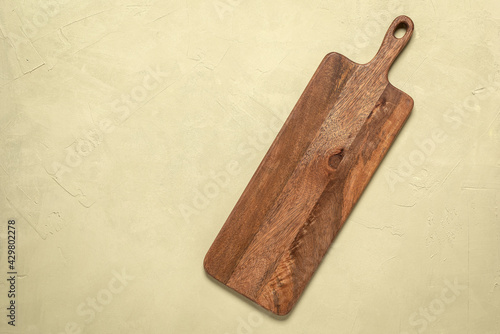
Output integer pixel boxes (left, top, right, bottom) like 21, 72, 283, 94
204, 15, 415, 315
204, 53, 358, 283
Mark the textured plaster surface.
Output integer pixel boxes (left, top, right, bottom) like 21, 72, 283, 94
0, 0, 499, 333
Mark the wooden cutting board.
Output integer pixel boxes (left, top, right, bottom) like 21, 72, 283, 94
204, 15, 414, 316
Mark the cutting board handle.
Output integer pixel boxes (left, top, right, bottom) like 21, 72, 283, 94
369, 15, 414, 79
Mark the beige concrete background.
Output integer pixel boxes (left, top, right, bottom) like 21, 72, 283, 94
0, 0, 499, 333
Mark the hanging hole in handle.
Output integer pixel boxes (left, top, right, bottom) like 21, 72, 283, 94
393, 22, 408, 39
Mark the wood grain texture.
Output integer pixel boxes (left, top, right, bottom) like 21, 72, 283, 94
204, 15, 415, 316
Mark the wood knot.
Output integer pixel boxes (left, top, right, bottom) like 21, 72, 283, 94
327, 148, 344, 170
